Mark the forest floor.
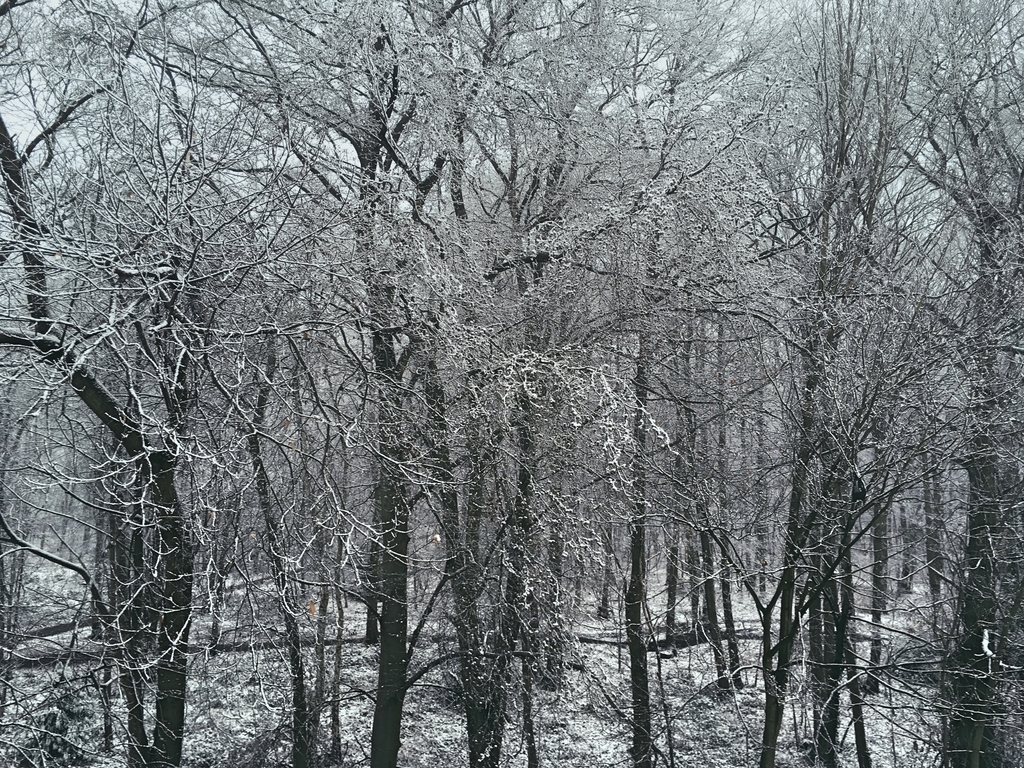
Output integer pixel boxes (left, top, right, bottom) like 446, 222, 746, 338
4, 576, 943, 768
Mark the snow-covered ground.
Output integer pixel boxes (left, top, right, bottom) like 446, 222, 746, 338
2, 567, 946, 768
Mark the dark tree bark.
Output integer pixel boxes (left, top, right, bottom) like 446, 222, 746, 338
946, 434, 1001, 768
367, 324, 412, 768
599, 529, 614, 620
364, 532, 381, 645
758, 351, 822, 768
698, 530, 731, 690
0, 129, 194, 768
427, 361, 506, 768
495, 399, 539, 766
685, 532, 701, 630
808, 551, 829, 766
626, 353, 652, 768
814, 566, 841, 768
368, 462, 411, 768
368, 290, 415, 765
923, 455, 945, 600
719, 545, 743, 688
897, 505, 914, 596
666, 532, 679, 642
841, 525, 871, 768
541, 528, 567, 690
865, 502, 888, 695
109, 499, 152, 768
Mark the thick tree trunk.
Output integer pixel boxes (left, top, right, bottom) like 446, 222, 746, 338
109, 498, 150, 768
369, 467, 410, 768
946, 435, 1001, 768
150, 460, 194, 768
121, 666, 150, 768
898, 505, 914, 595
942, 213, 1009, 768
816, 575, 841, 768
364, 510, 381, 644
626, 354, 652, 768
492, 420, 537, 762
759, 629, 789, 768
848, 656, 872, 768
279, 605, 312, 768
759, 550, 806, 768
364, 302, 414, 768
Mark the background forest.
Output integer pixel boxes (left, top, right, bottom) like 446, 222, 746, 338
2, 0, 1023, 767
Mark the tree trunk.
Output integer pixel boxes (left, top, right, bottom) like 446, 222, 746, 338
599, 528, 614, 620
542, 527, 567, 690
712, 322, 741, 687
865, 502, 888, 695
923, 455, 945, 600
523, 596, 540, 768
759, 379, 816, 768
247, 345, 313, 768
941, 209, 1011, 768
898, 505, 913, 595
719, 546, 743, 688
331, 534, 346, 761
666, 533, 679, 643
148, 453, 194, 768
364, 513, 381, 644
626, 354, 652, 768
685, 532, 701, 631
364, 295, 414, 768
808, 551, 827, 763
368, 469, 410, 768
699, 530, 731, 690
815, 571, 841, 768
946, 435, 1001, 768
841, 526, 871, 768
109, 497, 150, 768
313, 581, 330, 741
437, 400, 505, 768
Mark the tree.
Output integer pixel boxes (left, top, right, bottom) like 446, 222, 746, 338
747, 1, 940, 764
0, 2, 331, 764
902, 2, 1024, 763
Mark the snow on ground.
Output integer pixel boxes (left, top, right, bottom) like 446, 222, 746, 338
2, 568, 947, 768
